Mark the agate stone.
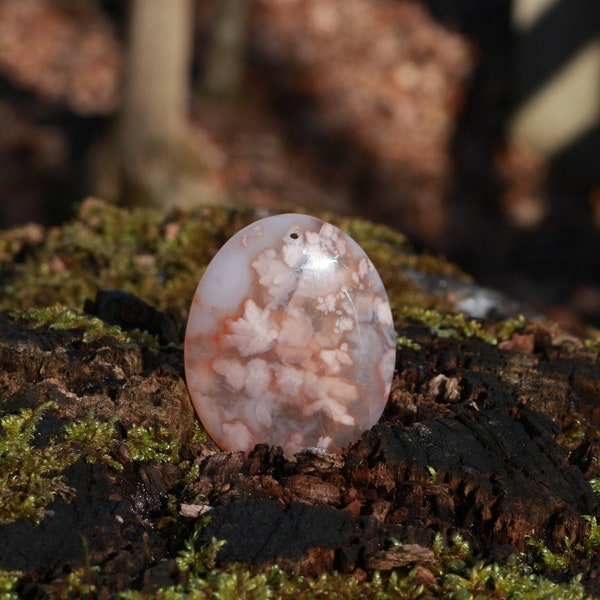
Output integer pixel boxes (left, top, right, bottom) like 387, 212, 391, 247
184, 214, 396, 458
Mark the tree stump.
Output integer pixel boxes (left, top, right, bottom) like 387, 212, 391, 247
0, 199, 598, 597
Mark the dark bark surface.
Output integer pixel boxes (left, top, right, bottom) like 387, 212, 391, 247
1, 292, 599, 595
190, 327, 600, 574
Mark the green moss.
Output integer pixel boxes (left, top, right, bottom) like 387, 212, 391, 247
397, 307, 533, 346
191, 421, 209, 445
0, 510, 592, 599
0, 200, 455, 323
562, 419, 590, 444
14, 304, 160, 347
0, 565, 97, 600
526, 517, 598, 595
59, 566, 98, 600
436, 561, 586, 600
398, 306, 498, 344
426, 465, 440, 484
0, 201, 594, 598
0, 402, 76, 525
493, 315, 527, 341
126, 426, 181, 463
0, 199, 257, 314
0, 403, 187, 525
114, 530, 591, 600
590, 457, 600, 495
120, 561, 425, 599
175, 520, 228, 578
63, 413, 123, 470
527, 538, 571, 572
583, 324, 600, 352
396, 335, 422, 351
433, 535, 588, 600
527, 515, 600, 574
0, 570, 21, 600
16, 305, 132, 343
399, 253, 472, 282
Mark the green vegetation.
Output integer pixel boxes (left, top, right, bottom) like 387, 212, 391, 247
15, 304, 161, 347
0, 199, 463, 323
113, 531, 591, 600
126, 425, 181, 463
0, 402, 76, 525
0, 402, 183, 525
63, 413, 123, 470
398, 306, 498, 344
0, 565, 96, 600
0, 198, 252, 314
397, 306, 530, 346
396, 335, 422, 351
175, 520, 228, 578
591, 457, 600, 495
190, 421, 210, 445
493, 315, 528, 341
57, 566, 98, 600
0, 200, 537, 354
0, 570, 21, 600
426, 465, 439, 484
527, 515, 600, 573
2, 399, 592, 598
433, 535, 588, 600
16, 304, 135, 344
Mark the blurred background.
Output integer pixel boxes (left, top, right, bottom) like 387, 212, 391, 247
0, 0, 599, 326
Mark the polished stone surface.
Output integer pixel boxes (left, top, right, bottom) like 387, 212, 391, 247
184, 214, 395, 458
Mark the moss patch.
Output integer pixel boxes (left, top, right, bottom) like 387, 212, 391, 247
114, 531, 591, 600
0, 402, 76, 525
14, 304, 146, 344
0, 198, 253, 313
0, 198, 460, 321
527, 515, 600, 573
0, 401, 184, 525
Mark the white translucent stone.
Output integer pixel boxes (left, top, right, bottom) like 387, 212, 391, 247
184, 214, 396, 458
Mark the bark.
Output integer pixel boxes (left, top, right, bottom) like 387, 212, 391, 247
203, 0, 248, 98
94, 0, 226, 209
191, 328, 600, 569
121, 0, 192, 153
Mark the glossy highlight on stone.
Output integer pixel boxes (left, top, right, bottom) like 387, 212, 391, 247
184, 214, 396, 458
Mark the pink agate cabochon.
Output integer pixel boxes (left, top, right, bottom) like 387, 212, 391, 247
184, 213, 396, 458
